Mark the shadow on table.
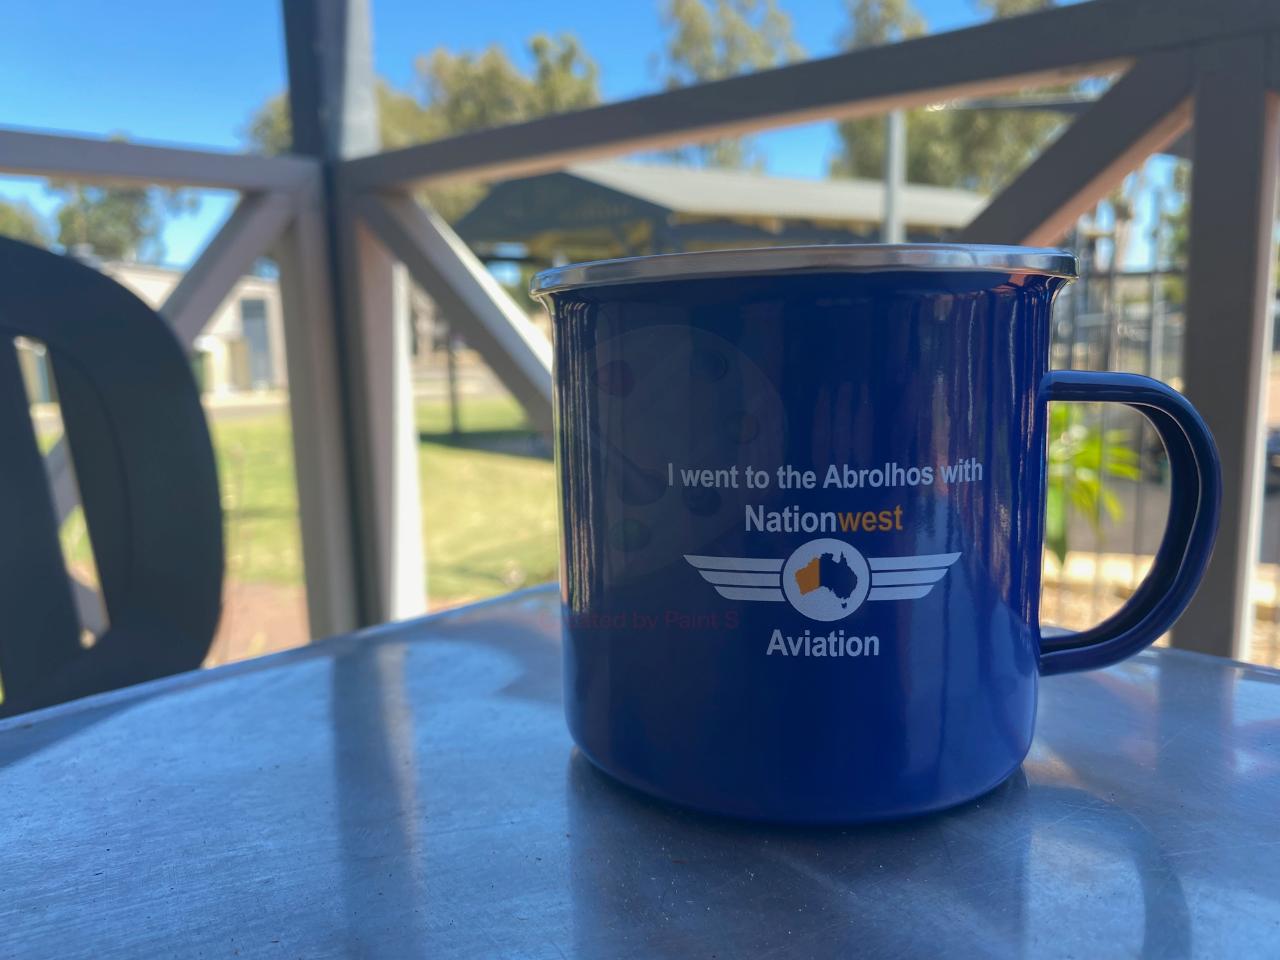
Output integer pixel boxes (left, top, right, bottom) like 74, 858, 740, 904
564, 747, 1192, 959
330, 641, 431, 958
1031, 652, 1280, 951
321, 599, 563, 958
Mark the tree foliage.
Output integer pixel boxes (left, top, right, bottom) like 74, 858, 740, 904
44, 179, 189, 261
417, 34, 599, 133
242, 83, 439, 158
831, 0, 1064, 192
656, 0, 803, 168
979, 0, 1054, 15
244, 34, 600, 221
1045, 404, 1140, 566
0, 198, 49, 246
1164, 160, 1191, 266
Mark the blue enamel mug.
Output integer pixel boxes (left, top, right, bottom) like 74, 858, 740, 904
532, 244, 1220, 823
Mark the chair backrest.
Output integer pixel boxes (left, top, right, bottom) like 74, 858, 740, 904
0, 237, 223, 717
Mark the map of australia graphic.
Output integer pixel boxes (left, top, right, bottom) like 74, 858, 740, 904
793, 552, 860, 607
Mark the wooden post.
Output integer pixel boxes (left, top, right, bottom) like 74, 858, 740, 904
282, 0, 427, 625
274, 194, 362, 637
355, 194, 553, 435
1174, 37, 1280, 657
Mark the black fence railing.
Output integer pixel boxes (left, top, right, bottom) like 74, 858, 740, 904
1046, 264, 1279, 664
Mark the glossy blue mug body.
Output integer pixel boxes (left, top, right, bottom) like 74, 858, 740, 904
533, 245, 1220, 823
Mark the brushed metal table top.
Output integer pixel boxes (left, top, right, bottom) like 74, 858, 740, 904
2, 585, 1278, 958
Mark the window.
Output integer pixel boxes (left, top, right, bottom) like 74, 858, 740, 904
238, 297, 272, 391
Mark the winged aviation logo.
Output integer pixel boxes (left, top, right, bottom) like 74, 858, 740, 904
685, 537, 960, 622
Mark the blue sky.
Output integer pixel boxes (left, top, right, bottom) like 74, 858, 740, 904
0, 0, 1159, 266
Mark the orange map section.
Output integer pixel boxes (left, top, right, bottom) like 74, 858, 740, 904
794, 556, 822, 595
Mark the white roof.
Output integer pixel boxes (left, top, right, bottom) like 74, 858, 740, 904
566, 161, 987, 229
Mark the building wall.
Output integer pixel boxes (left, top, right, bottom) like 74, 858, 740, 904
101, 262, 288, 396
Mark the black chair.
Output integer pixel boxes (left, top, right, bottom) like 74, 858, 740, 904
0, 237, 223, 717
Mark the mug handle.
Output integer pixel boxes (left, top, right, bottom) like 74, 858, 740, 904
1036, 370, 1221, 676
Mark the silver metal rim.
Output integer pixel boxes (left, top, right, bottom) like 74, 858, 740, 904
530, 243, 1077, 297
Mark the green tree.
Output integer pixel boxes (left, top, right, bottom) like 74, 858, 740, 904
656, 0, 803, 168
416, 33, 598, 133
0, 198, 49, 246
242, 83, 439, 159
831, 0, 1064, 192
46, 181, 163, 260
415, 35, 598, 218
1164, 160, 1191, 266
1044, 404, 1140, 566
980, 0, 1053, 15
242, 94, 291, 157
844, 0, 924, 47
829, 0, 928, 183
244, 34, 599, 221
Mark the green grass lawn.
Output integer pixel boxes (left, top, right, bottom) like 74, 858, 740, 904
412, 396, 560, 601
61, 394, 560, 608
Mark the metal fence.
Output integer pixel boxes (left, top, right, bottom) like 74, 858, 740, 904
1045, 257, 1280, 664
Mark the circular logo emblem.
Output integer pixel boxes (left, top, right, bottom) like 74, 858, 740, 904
781, 538, 871, 621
